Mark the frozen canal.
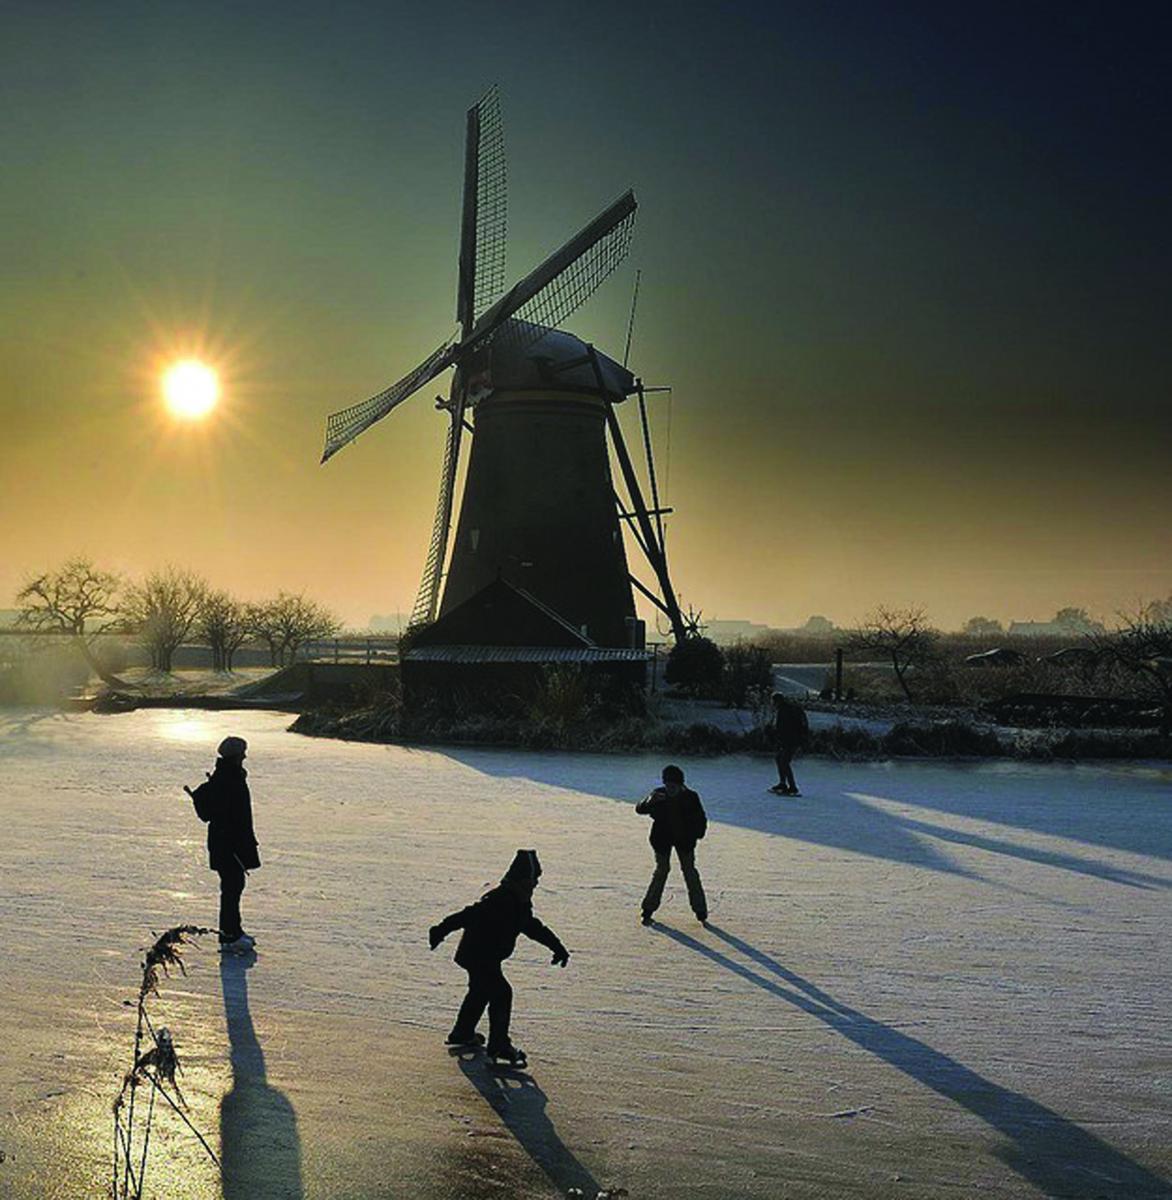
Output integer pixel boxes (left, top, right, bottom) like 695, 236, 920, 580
0, 709, 1169, 1199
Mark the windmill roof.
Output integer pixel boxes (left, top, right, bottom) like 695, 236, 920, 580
484, 322, 633, 400
410, 577, 597, 649
402, 645, 650, 664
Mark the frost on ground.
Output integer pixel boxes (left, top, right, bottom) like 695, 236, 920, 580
0, 708, 1169, 1199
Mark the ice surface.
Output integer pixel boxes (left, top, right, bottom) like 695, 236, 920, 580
0, 709, 1169, 1198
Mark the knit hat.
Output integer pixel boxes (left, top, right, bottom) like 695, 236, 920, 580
217, 736, 248, 759
503, 849, 542, 885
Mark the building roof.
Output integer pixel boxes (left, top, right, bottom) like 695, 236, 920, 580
403, 645, 649, 664
412, 577, 598, 649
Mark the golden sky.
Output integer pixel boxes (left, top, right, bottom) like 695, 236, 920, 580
2, 4, 1169, 631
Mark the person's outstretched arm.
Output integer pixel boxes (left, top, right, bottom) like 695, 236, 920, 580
522, 914, 569, 966
429, 904, 473, 949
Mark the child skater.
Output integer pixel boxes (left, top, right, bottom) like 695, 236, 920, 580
429, 850, 569, 1068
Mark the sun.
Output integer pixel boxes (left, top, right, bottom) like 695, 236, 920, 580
162, 359, 219, 419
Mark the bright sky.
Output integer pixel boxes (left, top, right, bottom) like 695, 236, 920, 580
1, 2, 1169, 630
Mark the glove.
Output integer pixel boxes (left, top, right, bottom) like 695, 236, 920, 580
550, 947, 569, 968
428, 925, 443, 950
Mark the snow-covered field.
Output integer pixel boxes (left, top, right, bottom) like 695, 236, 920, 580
0, 709, 1169, 1199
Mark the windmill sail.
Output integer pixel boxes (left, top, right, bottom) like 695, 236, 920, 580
410, 407, 463, 625
468, 190, 636, 353
320, 339, 456, 463
456, 87, 507, 335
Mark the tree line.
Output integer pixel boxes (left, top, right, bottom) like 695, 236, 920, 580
14, 558, 341, 679
667, 600, 1172, 732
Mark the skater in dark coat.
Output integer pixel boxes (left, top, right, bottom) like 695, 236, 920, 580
771, 693, 810, 796
429, 850, 569, 1068
189, 736, 260, 952
637, 764, 708, 925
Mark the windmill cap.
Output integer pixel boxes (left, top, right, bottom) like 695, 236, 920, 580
503, 849, 542, 884
217, 736, 248, 758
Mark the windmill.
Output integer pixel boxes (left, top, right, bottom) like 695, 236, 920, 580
321, 88, 685, 647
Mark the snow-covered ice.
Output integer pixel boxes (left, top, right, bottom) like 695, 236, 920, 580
1, 708, 1169, 1198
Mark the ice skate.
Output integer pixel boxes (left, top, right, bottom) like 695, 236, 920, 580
486, 1042, 527, 1069
445, 1031, 486, 1049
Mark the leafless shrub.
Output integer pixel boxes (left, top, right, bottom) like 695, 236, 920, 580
113, 925, 218, 1199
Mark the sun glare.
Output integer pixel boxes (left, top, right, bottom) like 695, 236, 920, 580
163, 359, 219, 419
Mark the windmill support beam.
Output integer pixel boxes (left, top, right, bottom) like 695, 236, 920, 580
629, 573, 672, 617
613, 493, 651, 561
588, 345, 687, 643
635, 380, 666, 552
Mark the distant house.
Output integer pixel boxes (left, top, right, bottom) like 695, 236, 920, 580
1008, 617, 1105, 638
704, 619, 773, 645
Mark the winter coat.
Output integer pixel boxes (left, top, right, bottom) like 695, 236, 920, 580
636, 786, 707, 854
201, 758, 261, 873
773, 699, 810, 748
433, 881, 566, 969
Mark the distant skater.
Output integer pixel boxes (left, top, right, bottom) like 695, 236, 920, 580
429, 850, 569, 1069
188, 736, 261, 953
637, 764, 708, 925
770, 693, 810, 795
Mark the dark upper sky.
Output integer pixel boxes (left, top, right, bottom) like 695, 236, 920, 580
2, 1, 1169, 628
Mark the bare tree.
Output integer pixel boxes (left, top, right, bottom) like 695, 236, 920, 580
246, 601, 284, 668
196, 591, 250, 672
124, 568, 208, 673
847, 606, 938, 702
273, 592, 340, 664
15, 557, 126, 685
1092, 601, 1172, 735
247, 593, 340, 667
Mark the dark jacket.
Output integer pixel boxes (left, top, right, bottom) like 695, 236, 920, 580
434, 881, 566, 969
773, 698, 810, 748
203, 758, 261, 873
636, 786, 707, 854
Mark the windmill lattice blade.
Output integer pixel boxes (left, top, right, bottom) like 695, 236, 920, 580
473, 88, 507, 322
321, 340, 455, 463
468, 190, 636, 353
456, 87, 507, 336
410, 407, 463, 626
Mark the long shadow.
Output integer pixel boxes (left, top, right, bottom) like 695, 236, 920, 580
453, 1049, 601, 1197
433, 747, 1172, 886
219, 952, 304, 1199
657, 922, 1169, 1198
887, 807, 1170, 890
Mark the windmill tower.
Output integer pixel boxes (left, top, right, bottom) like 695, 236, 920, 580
321, 89, 685, 649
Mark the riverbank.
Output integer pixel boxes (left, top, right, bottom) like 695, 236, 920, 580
290, 700, 1172, 763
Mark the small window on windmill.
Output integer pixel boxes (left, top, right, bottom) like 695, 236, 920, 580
470, 529, 480, 551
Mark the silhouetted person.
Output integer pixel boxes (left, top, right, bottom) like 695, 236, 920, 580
429, 850, 569, 1069
189, 735, 260, 952
637, 764, 708, 925
770, 693, 809, 796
